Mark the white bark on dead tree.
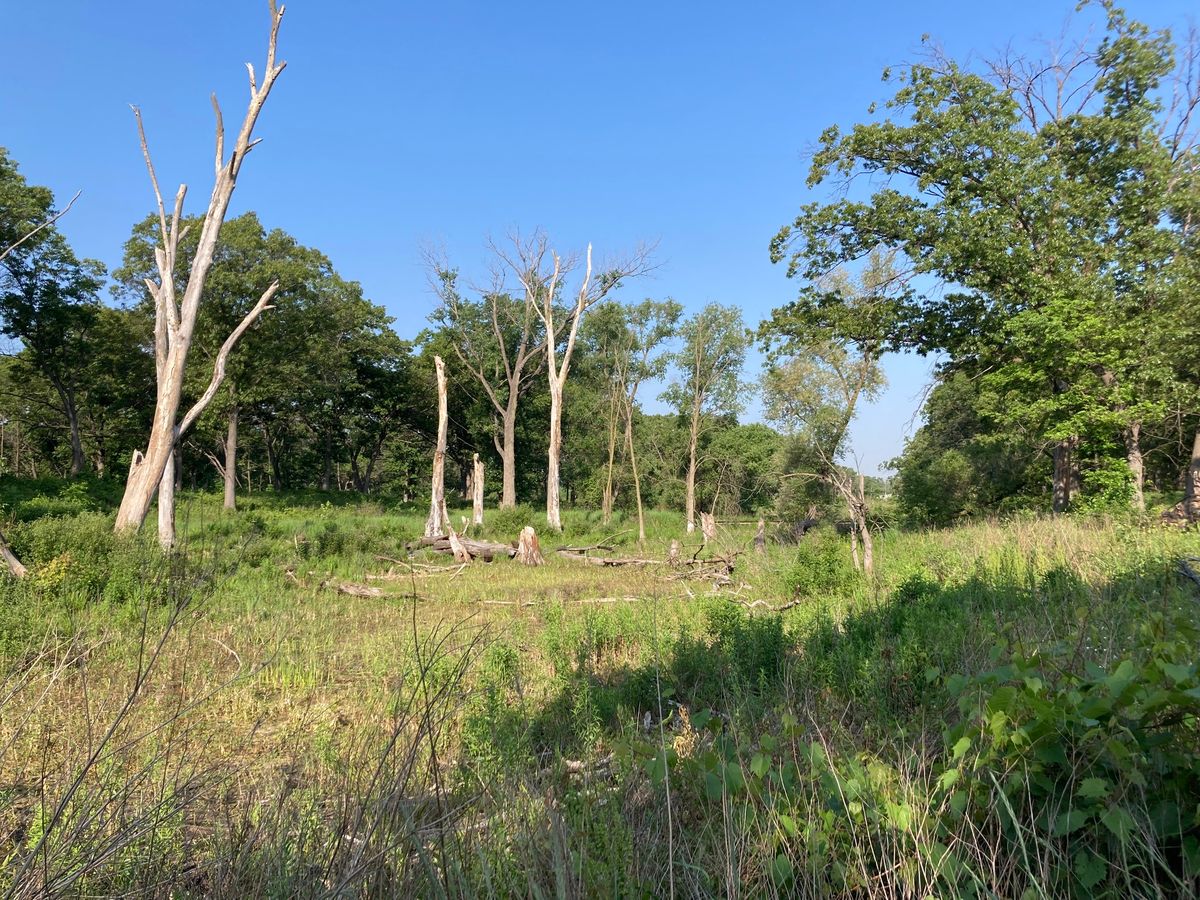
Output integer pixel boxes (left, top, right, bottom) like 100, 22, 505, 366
700, 512, 716, 544
114, 1, 286, 546
472, 453, 484, 526
515, 526, 543, 566
1, 529, 27, 578
425, 355, 451, 537
503, 234, 651, 532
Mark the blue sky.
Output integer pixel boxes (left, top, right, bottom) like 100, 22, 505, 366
2, 0, 1194, 474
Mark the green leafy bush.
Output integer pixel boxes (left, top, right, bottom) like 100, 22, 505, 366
782, 531, 856, 597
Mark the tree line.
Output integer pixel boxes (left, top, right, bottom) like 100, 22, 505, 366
2, 1, 1197, 564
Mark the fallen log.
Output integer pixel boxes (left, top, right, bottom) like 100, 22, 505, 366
407, 535, 516, 561
555, 550, 663, 566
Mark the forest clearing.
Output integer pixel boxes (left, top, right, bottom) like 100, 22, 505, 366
2, 0, 1200, 896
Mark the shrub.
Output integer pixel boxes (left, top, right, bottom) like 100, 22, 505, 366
782, 531, 856, 597
484, 504, 539, 538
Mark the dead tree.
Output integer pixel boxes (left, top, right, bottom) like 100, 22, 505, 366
515, 526, 544, 566
113, 0, 286, 548
472, 453, 484, 526
700, 512, 716, 544
1163, 427, 1200, 525
424, 355, 451, 537
754, 518, 766, 554
1, 530, 27, 578
501, 232, 651, 531
426, 252, 551, 510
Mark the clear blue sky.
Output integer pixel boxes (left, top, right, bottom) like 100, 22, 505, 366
2, 0, 1194, 474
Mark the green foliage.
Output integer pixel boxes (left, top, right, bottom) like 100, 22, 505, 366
782, 531, 856, 597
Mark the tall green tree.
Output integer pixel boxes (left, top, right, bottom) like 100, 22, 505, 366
662, 303, 748, 533
770, 4, 1198, 512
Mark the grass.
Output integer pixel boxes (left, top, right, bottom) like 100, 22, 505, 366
0, 486, 1198, 896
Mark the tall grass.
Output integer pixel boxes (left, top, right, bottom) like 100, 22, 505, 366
0, 491, 1197, 896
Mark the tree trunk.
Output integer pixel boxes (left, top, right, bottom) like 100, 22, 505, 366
263, 425, 284, 491
1, 529, 27, 578
602, 393, 620, 525
1187, 427, 1200, 509
624, 406, 647, 543
425, 356, 451, 537
472, 453, 484, 526
320, 429, 333, 492
685, 395, 701, 533
1052, 437, 1077, 513
546, 379, 563, 531
754, 518, 766, 554
157, 446, 177, 550
515, 526, 543, 566
857, 474, 873, 577
1123, 421, 1145, 513
224, 403, 239, 511
500, 398, 518, 509
63, 388, 86, 477
114, 4, 285, 536
700, 511, 716, 544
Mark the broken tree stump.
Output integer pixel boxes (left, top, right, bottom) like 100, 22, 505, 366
447, 528, 473, 564
700, 512, 716, 544
515, 526, 544, 566
754, 518, 766, 554
472, 453, 484, 527
1, 529, 28, 578
668, 540, 681, 566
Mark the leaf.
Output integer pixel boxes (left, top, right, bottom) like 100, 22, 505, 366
1074, 850, 1107, 890
951, 736, 972, 761
750, 753, 771, 779
778, 813, 798, 838
1052, 808, 1088, 836
1104, 660, 1137, 697
1078, 777, 1109, 800
1100, 804, 1136, 843
938, 768, 961, 791
770, 854, 794, 886
724, 762, 746, 794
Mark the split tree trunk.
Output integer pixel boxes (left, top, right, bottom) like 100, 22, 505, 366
224, 403, 239, 511
472, 453, 484, 526
113, 1, 285, 544
424, 355, 451, 537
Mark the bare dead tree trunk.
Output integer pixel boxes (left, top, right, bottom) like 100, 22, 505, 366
754, 518, 766, 554
700, 511, 716, 544
0, 529, 27, 578
505, 234, 650, 532
850, 522, 860, 571
224, 402, 239, 511
114, 1, 285, 545
602, 387, 620, 525
158, 447, 177, 549
472, 452, 484, 526
515, 526, 543, 565
424, 355, 451, 537
1124, 421, 1145, 512
668, 540, 681, 566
